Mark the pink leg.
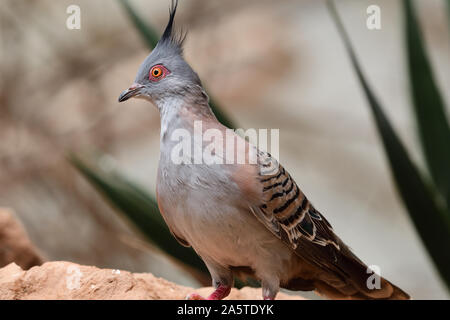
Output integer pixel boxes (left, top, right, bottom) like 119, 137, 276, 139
207, 285, 231, 300
262, 280, 278, 300
186, 285, 231, 300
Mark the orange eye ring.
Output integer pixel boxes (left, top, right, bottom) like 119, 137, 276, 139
149, 64, 169, 81
152, 67, 162, 78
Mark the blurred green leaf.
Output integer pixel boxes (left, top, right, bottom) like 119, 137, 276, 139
118, 0, 236, 129
207, 96, 236, 130
404, 0, 450, 210
447, 0, 450, 24
69, 154, 208, 278
327, 0, 450, 289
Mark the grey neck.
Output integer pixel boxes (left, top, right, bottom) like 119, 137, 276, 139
155, 88, 215, 143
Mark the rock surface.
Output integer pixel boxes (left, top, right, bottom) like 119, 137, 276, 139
0, 208, 44, 270
0, 261, 305, 300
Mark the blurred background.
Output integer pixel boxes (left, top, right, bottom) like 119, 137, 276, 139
0, 0, 449, 299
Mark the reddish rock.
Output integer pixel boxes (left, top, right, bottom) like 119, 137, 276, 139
0, 208, 44, 270
0, 261, 305, 300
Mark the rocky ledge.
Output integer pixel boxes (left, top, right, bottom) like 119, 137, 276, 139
0, 261, 304, 300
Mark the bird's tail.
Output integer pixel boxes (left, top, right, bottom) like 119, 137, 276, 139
315, 247, 410, 300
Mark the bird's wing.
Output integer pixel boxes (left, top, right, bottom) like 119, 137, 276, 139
171, 230, 191, 247
251, 151, 340, 249
236, 150, 353, 274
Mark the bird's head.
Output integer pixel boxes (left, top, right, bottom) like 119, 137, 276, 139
118, 0, 202, 105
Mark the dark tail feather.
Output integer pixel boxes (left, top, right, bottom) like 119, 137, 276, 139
329, 248, 410, 300
386, 281, 410, 300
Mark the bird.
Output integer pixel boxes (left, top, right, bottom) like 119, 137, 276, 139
118, 0, 410, 300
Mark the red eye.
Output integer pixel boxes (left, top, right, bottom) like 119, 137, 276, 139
149, 64, 169, 81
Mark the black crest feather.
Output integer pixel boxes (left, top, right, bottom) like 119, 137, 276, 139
160, 0, 186, 49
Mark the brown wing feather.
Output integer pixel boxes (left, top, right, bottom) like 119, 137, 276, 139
252, 151, 339, 251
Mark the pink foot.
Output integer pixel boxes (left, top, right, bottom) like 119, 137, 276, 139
186, 285, 231, 300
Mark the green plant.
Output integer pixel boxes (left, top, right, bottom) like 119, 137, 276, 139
404, 0, 450, 210
327, 0, 450, 290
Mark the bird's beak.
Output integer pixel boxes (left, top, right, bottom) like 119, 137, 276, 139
118, 83, 144, 102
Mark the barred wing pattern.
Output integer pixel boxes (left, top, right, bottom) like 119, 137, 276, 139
251, 152, 340, 253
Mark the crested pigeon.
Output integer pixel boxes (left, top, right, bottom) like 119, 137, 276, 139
118, 0, 409, 300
